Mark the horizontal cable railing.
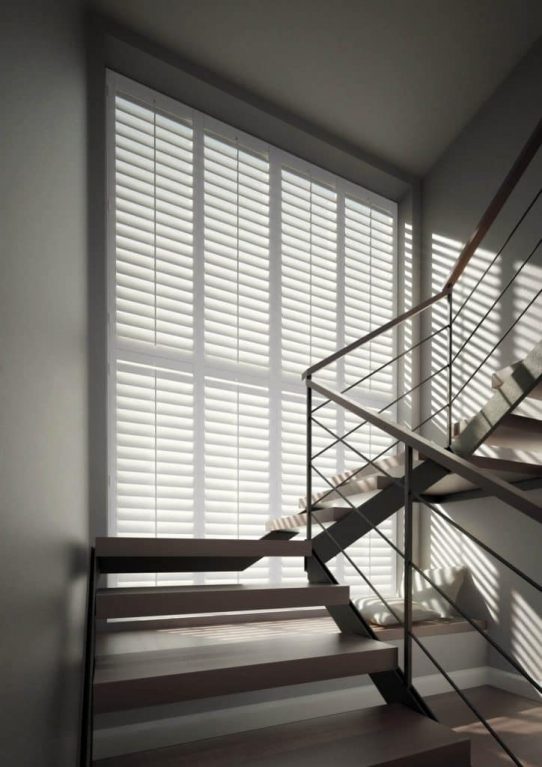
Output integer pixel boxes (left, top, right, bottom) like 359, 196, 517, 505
302, 118, 542, 765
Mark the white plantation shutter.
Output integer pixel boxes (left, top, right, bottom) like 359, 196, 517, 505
114, 96, 194, 353
281, 169, 338, 383
344, 198, 396, 396
114, 363, 195, 588
108, 73, 399, 591
204, 134, 270, 368
204, 380, 271, 584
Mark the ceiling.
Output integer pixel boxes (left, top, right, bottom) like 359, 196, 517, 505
92, 0, 542, 176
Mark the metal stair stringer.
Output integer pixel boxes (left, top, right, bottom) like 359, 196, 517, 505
305, 551, 436, 720
311, 459, 450, 564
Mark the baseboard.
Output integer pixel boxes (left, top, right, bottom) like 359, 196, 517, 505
93, 665, 489, 759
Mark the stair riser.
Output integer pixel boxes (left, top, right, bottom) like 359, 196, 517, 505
96, 585, 349, 619
94, 647, 397, 713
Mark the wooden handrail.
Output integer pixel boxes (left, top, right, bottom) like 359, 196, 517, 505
444, 117, 542, 291
308, 378, 542, 523
302, 288, 448, 379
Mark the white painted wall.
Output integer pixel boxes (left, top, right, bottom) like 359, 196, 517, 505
0, 1, 88, 764
420, 39, 542, 681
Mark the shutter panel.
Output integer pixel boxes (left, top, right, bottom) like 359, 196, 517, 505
344, 197, 395, 395
281, 169, 338, 382
204, 380, 271, 584
115, 95, 194, 354
204, 133, 270, 369
115, 362, 194, 587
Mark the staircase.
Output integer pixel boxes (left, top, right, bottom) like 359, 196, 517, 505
88, 538, 469, 766
82, 118, 542, 766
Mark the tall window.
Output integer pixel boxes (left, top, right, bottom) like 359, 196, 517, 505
107, 73, 398, 591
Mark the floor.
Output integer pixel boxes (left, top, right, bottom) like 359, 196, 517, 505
430, 686, 542, 767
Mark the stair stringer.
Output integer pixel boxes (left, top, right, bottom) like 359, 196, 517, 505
311, 460, 450, 563
452, 339, 542, 457
306, 552, 436, 720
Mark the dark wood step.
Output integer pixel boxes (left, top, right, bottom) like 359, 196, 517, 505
96, 583, 349, 619
454, 413, 542, 452
452, 339, 542, 456
492, 360, 542, 399
96, 534, 306, 573
94, 633, 397, 713
93, 703, 470, 765
267, 506, 351, 531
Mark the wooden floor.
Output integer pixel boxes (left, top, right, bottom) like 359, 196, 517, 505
430, 685, 542, 767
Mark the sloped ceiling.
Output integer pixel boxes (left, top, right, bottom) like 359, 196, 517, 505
92, 0, 542, 176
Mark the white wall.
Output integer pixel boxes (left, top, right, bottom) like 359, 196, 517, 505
0, 1, 88, 764
420, 39, 542, 681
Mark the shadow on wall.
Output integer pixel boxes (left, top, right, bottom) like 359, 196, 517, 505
420, 171, 542, 689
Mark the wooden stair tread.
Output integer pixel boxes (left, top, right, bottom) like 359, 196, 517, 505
424, 454, 542, 496
96, 536, 308, 573
300, 451, 422, 510
454, 413, 542, 452
267, 506, 351, 531
492, 360, 542, 399
452, 340, 542, 456
94, 633, 396, 713
93, 703, 469, 766
96, 537, 309, 558
96, 583, 349, 619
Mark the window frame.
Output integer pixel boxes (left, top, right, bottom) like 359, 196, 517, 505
105, 70, 400, 589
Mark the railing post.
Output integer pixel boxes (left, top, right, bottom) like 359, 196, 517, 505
306, 375, 312, 543
447, 289, 454, 448
403, 445, 413, 688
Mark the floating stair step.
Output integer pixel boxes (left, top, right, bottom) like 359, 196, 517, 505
452, 339, 542, 456
300, 451, 416, 510
93, 703, 469, 766
96, 536, 308, 573
267, 507, 351, 532
492, 361, 542, 399
454, 413, 542, 452
96, 583, 349, 619
93, 633, 396, 713
424, 454, 542, 496
301, 472, 391, 509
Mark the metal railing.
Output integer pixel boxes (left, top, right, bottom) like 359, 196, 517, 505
303, 118, 542, 765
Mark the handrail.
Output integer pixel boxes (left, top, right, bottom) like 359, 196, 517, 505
444, 117, 542, 291
302, 289, 448, 379
308, 378, 542, 523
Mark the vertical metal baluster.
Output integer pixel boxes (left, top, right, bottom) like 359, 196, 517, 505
306, 375, 312, 543
447, 289, 454, 448
403, 445, 413, 688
